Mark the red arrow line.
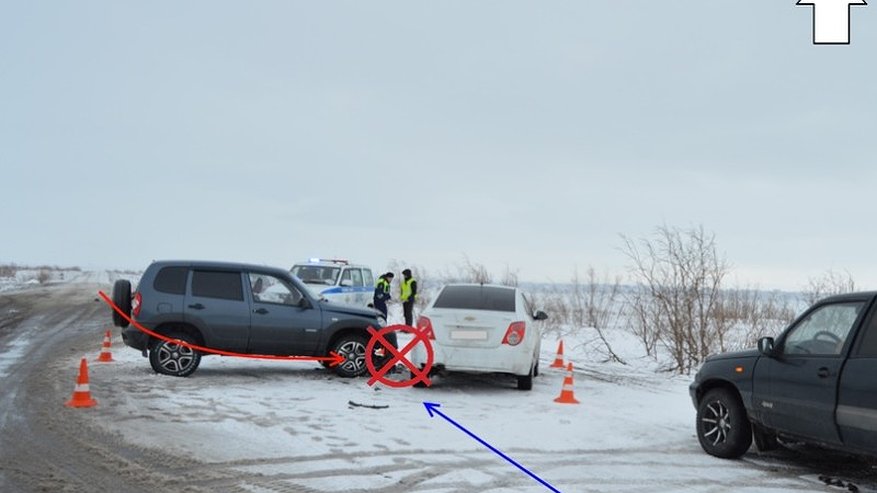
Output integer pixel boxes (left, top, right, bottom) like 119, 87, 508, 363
98, 290, 345, 367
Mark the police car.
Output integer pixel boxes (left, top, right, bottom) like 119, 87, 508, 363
290, 259, 375, 307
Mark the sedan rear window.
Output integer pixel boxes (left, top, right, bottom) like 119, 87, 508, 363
433, 285, 515, 312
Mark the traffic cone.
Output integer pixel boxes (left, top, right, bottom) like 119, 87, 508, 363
65, 358, 97, 408
96, 330, 114, 363
554, 362, 580, 404
549, 340, 565, 368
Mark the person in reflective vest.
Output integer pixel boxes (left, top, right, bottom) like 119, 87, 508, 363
400, 269, 417, 326
372, 272, 394, 319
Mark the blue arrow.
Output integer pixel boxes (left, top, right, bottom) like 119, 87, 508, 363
423, 402, 562, 493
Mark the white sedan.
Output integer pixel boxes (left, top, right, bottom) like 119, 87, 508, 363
410, 284, 548, 390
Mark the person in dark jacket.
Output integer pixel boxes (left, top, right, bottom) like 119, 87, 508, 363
372, 272, 394, 319
400, 269, 417, 326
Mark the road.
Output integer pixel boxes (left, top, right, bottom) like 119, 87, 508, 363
0, 283, 207, 492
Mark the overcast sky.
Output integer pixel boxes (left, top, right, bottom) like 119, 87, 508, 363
2, 1, 875, 290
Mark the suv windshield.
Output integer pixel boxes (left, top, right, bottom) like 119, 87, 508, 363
291, 265, 341, 285
433, 285, 516, 312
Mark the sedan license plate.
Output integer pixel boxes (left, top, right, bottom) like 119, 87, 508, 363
450, 330, 488, 341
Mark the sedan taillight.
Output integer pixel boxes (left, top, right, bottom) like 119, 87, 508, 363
417, 316, 435, 339
502, 321, 526, 346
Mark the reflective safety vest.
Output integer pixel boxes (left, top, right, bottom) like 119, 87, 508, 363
401, 278, 416, 302
376, 278, 390, 294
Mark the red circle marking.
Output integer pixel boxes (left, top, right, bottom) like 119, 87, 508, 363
365, 324, 433, 388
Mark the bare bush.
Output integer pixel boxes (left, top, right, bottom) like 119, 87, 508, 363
621, 225, 729, 374
802, 270, 856, 305
458, 255, 492, 284
713, 287, 798, 351
0, 264, 17, 278
573, 267, 626, 364
37, 269, 51, 284
500, 264, 519, 287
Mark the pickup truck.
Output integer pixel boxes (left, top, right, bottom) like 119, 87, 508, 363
690, 291, 877, 459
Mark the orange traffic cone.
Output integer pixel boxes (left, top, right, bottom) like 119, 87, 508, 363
65, 358, 97, 408
549, 340, 565, 368
554, 362, 580, 404
96, 330, 114, 363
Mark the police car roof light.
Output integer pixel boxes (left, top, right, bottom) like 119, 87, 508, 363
309, 258, 349, 265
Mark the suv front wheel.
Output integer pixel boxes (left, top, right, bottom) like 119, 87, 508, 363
332, 334, 368, 378
149, 332, 202, 377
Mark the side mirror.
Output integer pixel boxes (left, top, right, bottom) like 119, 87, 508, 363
297, 296, 311, 309
534, 310, 548, 321
340, 280, 354, 287
757, 337, 775, 357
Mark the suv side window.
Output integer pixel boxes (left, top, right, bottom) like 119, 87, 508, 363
153, 266, 188, 295
350, 269, 364, 287
191, 270, 244, 301
782, 302, 864, 356
362, 269, 374, 287
249, 273, 303, 306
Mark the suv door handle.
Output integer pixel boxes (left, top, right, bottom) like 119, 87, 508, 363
254, 308, 269, 315
188, 303, 205, 310
817, 367, 831, 378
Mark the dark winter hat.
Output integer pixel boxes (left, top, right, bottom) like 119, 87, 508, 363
402, 269, 412, 276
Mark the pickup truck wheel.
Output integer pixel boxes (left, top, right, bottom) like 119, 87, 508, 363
149, 333, 201, 377
111, 279, 132, 328
697, 388, 752, 458
332, 335, 368, 378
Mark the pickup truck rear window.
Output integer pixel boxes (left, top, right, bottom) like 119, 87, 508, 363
434, 286, 516, 312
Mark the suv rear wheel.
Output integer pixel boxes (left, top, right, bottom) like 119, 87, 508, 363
696, 388, 752, 458
332, 334, 368, 378
149, 332, 201, 377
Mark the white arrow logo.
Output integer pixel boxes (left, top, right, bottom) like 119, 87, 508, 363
797, 0, 867, 44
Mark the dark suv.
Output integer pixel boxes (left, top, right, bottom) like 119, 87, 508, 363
111, 260, 394, 377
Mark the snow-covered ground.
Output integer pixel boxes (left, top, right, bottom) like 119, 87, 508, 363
70, 322, 865, 493
0, 268, 139, 293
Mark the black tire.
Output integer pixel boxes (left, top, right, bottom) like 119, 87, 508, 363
332, 334, 368, 378
112, 279, 132, 328
517, 360, 535, 391
696, 388, 752, 458
149, 332, 201, 377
